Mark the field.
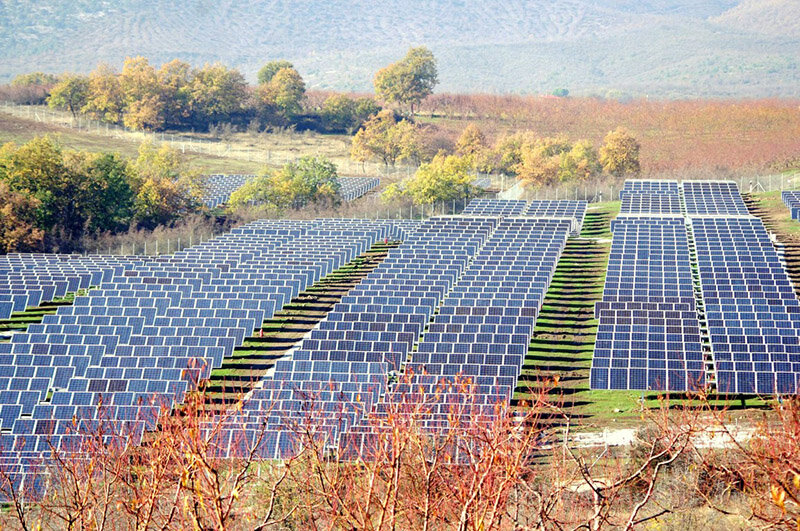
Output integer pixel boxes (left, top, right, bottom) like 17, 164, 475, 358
2, 189, 799, 528
418, 96, 800, 175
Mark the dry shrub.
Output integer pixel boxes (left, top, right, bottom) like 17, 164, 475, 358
4, 376, 796, 530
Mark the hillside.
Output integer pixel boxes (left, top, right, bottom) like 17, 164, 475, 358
1, 1, 800, 97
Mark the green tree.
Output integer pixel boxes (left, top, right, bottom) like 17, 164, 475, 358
47, 74, 89, 118
321, 95, 380, 133
258, 67, 306, 118
11, 72, 59, 87
66, 151, 134, 233
257, 60, 295, 85
129, 141, 204, 228
83, 63, 124, 123
599, 127, 641, 176
351, 110, 419, 166
187, 63, 248, 128
229, 156, 341, 210
158, 59, 192, 128
374, 46, 438, 115
0, 137, 89, 243
402, 153, 478, 205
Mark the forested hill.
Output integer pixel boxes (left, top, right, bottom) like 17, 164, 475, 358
2, 0, 800, 98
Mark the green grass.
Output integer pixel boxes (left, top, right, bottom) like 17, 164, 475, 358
0, 290, 84, 336
512, 204, 772, 428
746, 190, 800, 239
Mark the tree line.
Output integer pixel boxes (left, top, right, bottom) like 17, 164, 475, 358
0, 137, 206, 253
4, 46, 439, 135
372, 119, 641, 206
0, 136, 348, 254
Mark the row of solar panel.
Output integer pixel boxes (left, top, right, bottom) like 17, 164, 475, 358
618, 179, 750, 216
782, 191, 800, 221
198, 217, 570, 458
0, 218, 419, 475
203, 174, 382, 208
461, 199, 586, 234
594, 181, 800, 394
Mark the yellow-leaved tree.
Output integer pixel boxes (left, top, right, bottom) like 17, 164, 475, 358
83, 63, 124, 123
119, 56, 166, 130
351, 110, 419, 166
599, 127, 641, 176
399, 153, 478, 206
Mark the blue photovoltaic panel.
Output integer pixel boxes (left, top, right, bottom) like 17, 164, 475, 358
682, 181, 749, 216
590, 217, 704, 391
523, 200, 587, 234
337, 177, 380, 201
462, 199, 527, 216
782, 191, 800, 221
619, 180, 679, 198
692, 217, 800, 395
619, 193, 682, 215
0, 217, 425, 484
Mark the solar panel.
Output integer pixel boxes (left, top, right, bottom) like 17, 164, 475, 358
682, 181, 749, 216
590, 217, 705, 391
782, 191, 800, 221
462, 199, 527, 216
692, 217, 800, 394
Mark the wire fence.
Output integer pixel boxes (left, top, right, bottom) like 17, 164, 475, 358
500, 173, 800, 204
0, 101, 411, 178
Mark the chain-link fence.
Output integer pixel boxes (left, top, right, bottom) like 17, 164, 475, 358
500, 173, 800, 204
0, 101, 421, 178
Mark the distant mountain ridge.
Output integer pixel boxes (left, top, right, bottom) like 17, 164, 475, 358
1, 0, 799, 98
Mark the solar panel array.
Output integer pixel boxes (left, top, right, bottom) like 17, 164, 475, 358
782, 191, 800, 221
693, 217, 800, 394
619, 180, 680, 196
462, 199, 586, 235
523, 201, 587, 234
198, 215, 572, 459
682, 181, 750, 216
337, 177, 380, 201
0, 254, 148, 320
594, 178, 800, 395
360, 218, 571, 434
204, 174, 254, 208
619, 193, 682, 215
591, 218, 704, 391
0, 218, 419, 486
207, 217, 502, 458
462, 199, 528, 216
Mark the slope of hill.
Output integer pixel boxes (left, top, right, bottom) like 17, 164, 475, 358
1, 0, 798, 97
711, 0, 800, 38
